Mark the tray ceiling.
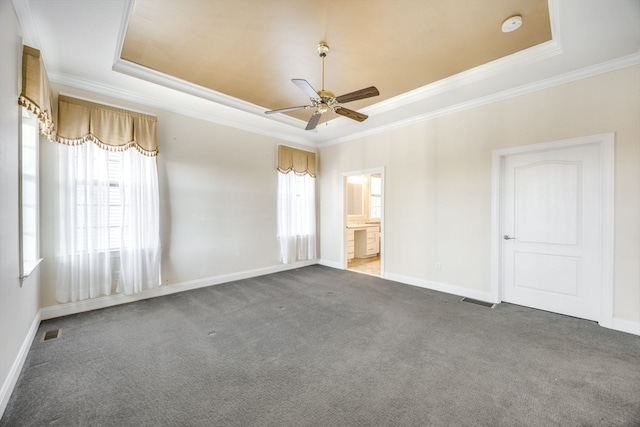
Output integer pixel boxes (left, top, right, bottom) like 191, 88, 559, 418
120, 0, 551, 124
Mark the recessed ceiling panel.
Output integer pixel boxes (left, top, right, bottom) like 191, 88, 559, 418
121, 0, 551, 122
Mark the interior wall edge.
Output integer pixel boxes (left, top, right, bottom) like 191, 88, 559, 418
40, 259, 318, 320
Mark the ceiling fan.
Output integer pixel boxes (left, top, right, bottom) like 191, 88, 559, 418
265, 42, 380, 131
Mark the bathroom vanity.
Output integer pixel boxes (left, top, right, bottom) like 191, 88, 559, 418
346, 224, 380, 260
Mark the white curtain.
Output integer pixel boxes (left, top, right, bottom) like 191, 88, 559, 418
117, 148, 161, 294
57, 141, 113, 302
277, 171, 316, 264
56, 143, 161, 303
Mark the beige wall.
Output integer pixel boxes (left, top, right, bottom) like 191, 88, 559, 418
319, 65, 640, 325
38, 85, 314, 308
0, 1, 41, 413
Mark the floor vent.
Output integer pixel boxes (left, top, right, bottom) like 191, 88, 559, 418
460, 297, 496, 309
43, 329, 61, 341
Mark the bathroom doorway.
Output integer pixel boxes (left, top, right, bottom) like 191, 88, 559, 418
343, 168, 384, 277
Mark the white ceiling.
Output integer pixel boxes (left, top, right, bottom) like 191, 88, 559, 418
13, 0, 640, 147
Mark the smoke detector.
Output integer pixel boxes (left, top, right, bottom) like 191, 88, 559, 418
502, 15, 522, 33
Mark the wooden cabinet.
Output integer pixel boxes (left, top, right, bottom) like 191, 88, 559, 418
354, 226, 380, 258
346, 228, 355, 261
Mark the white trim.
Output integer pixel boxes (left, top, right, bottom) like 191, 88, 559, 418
341, 168, 385, 277
610, 318, 640, 336
321, 53, 639, 147
0, 310, 40, 418
385, 272, 494, 303
10, 0, 40, 49
490, 133, 615, 327
317, 259, 342, 269
48, 72, 317, 149
360, 39, 562, 119
598, 136, 615, 328
40, 260, 318, 320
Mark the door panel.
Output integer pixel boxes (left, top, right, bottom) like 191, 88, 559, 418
515, 162, 580, 245
514, 252, 579, 296
502, 144, 602, 321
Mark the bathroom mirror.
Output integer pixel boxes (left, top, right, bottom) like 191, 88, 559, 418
347, 182, 364, 216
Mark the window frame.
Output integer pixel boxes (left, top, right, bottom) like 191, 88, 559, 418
369, 175, 382, 220
19, 107, 43, 282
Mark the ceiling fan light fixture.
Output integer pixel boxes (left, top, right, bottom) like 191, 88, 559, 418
317, 103, 329, 114
502, 15, 522, 33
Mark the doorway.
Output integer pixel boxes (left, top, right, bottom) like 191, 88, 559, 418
343, 168, 384, 277
491, 134, 614, 325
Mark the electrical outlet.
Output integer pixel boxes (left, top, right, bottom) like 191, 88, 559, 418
436, 262, 442, 271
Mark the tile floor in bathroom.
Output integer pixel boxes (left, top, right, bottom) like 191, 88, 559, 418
347, 255, 380, 276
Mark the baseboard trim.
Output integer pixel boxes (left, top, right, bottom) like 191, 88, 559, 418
40, 260, 318, 320
610, 318, 640, 336
384, 272, 496, 304
317, 259, 343, 269
0, 310, 41, 419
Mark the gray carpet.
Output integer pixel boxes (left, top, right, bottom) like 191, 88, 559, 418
2, 265, 639, 426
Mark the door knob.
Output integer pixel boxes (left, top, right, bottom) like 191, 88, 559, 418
503, 234, 516, 240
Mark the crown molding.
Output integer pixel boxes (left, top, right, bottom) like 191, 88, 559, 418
11, 0, 40, 48
52, 52, 639, 149
49, 72, 317, 148
112, 58, 308, 132
321, 52, 640, 147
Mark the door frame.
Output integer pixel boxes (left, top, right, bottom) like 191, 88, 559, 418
342, 167, 385, 277
490, 133, 614, 328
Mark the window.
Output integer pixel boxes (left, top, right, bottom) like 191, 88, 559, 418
277, 171, 316, 264
19, 107, 41, 280
370, 175, 382, 220
74, 150, 122, 252
55, 96, 160, 303
276, 145, 317, 264
107, 152, 123, 249
57, 142, 161, 302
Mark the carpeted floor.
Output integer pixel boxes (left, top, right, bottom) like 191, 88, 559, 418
2, 265, 639, 426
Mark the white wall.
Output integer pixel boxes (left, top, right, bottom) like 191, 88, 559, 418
0, 0, 41, 415
319, 65, 640, 328
38, 84, 314, 309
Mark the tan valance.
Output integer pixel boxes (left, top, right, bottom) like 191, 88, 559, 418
277, 145, 316, 177
57, 95, 158, 156
18, 45, 56, 141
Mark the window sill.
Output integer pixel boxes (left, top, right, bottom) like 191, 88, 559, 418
20, 258, 43, 282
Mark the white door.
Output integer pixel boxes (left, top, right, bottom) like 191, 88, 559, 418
502, 143, 603, 321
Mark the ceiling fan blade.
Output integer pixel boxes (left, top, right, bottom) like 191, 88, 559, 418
334, 107, 368, 122
265, 105, 310, 114
335, 86, 380, 104
292, 79, 320, 99
305, 112, 322, 130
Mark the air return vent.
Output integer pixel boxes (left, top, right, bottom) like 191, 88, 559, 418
460, 297, 496, 309
42, 329, 61, 341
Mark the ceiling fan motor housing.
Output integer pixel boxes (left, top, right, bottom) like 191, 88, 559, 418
317, 42, 329, 57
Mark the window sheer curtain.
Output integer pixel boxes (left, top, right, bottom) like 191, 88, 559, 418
276, 146, 317, 264
118, 148, 161, 294
57, 142, 113, 302
55, 96, 160, 303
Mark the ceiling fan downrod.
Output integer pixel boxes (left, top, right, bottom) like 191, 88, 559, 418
317, 42, 329, 92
